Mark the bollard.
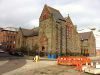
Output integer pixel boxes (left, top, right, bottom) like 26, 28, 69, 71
86, 62, 88, 66
91, 62, 93, 67
34, 55, 40, 62
96, 61, 100, 68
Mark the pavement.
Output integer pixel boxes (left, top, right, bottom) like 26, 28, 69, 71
0, 53, 57, 75
0, 60, 8, 66
0, 59, 26, 75
0, 55, 100, 75
1, 59, 91, 75
2, 60, 56, 75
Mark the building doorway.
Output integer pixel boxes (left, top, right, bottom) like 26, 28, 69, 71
39, 35, 48, 56
40, 46, 45, 56
84, 49, 89, 56
81, 49, 89, 56
42, 46, 45, 51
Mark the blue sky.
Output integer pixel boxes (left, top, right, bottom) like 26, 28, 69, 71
0, 0, 100, 30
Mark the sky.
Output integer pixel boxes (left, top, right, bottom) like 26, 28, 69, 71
0, 0, 100, 29
0, 0, 100, 49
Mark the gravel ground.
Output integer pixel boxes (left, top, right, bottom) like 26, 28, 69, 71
2, 60, 57, 75
1, 56, 100, 75
27, 65, 92, 75
2, 60, 92, 75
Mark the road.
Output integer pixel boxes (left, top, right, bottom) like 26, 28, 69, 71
0, 52, 27, 75
0, 52, 99, 75
0, 52, 11, 57
0, 59, 92, 75
0, 59, 26, 75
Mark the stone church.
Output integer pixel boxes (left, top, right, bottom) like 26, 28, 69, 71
16, 5, 82, 55
39, 4, 81, 55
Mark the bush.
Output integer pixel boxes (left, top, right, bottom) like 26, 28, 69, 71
16, 44, 39, 56
16, 47, 28, 55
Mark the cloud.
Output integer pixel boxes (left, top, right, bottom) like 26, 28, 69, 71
52, 0, 100, 30
0, 0, 42, 28
0, 0, 100, 48
0, 0, 100, 29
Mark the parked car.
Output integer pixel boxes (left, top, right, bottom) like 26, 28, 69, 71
0, 49, 5, 53
9, 51, 15, 55
14, 52, 24, 57
9, 51, 24, 57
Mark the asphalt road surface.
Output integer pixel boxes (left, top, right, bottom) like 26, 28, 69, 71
0, 53, 100, 75
0, 59, 92, 75
0, 59, 26, 75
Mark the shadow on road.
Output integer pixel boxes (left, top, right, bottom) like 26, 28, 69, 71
0, 58, 27, 74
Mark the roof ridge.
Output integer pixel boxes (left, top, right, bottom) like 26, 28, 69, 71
45, 5, 59, 13
79, 31, 93, 40
40, 4, 64, 21
79, 31, 91, 34
19, 27, 38, 37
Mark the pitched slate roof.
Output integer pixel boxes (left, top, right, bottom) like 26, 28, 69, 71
20, 27, 39, 37
45, 4, 64, 21
33, 27, 39, 36
79, 32, 92, 40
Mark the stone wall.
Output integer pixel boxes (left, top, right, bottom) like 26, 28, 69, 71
88, 32, 96, 56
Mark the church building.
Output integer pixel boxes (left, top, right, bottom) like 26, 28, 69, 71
16, 5, 87, 56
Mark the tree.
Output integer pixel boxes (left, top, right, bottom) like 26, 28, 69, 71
16, 46, 28, 55
32, 44, 39, 55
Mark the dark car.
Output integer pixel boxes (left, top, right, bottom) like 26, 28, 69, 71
0, 49, 5, 53
9, 51, 14, 55
14, 52, 24, 57
9, 51, 24, 57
